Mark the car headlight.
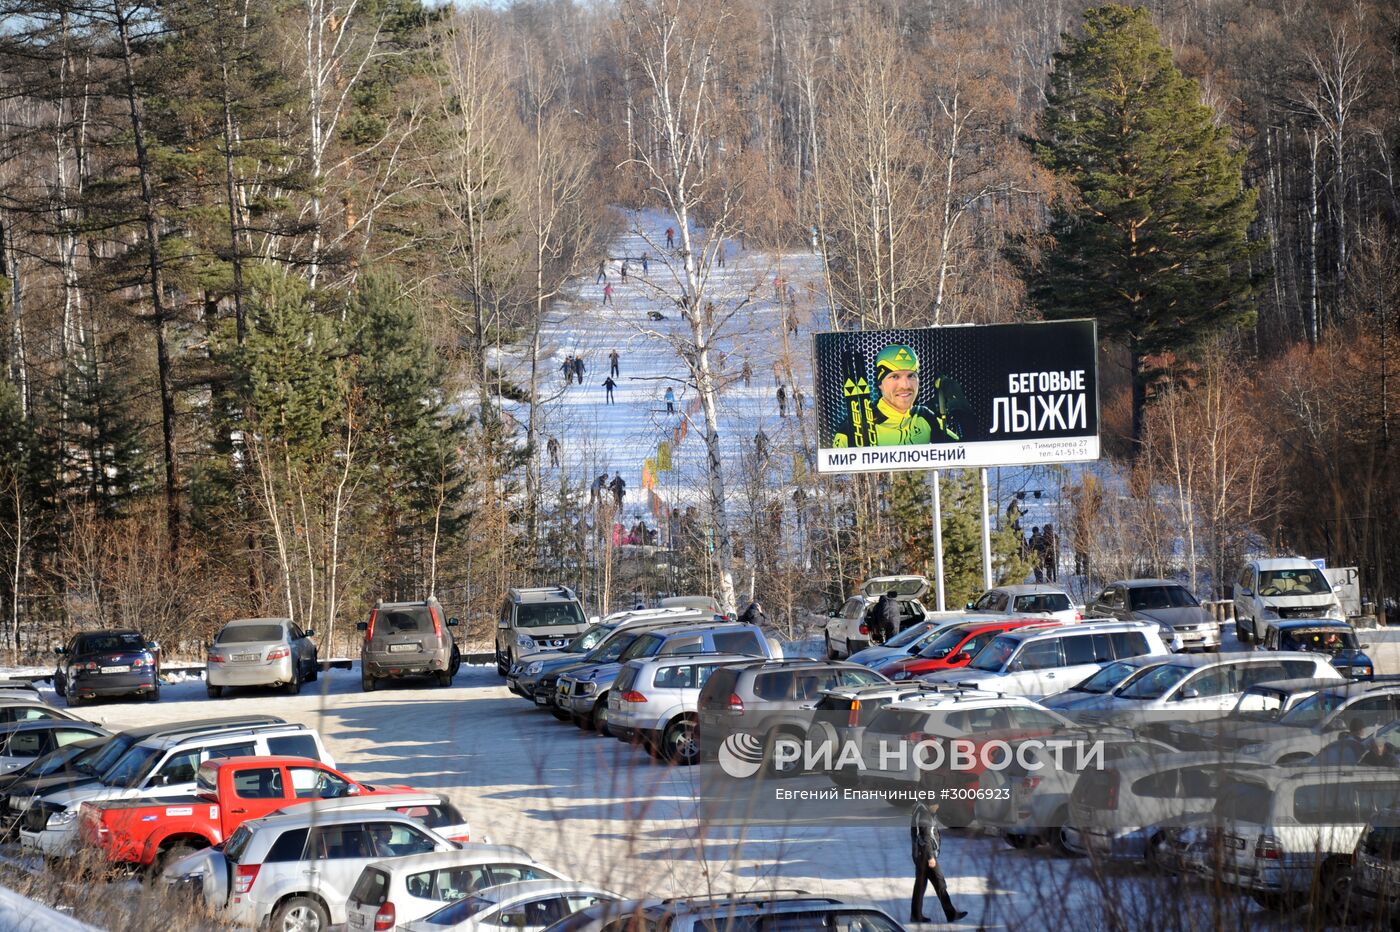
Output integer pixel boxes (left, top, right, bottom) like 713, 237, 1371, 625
1328, 602, 1345, 619
1239, 743, 1265, 756
1263, 609, 1280, 619
577, 682, 595, 695
48, 809, 76, 828
515, 634, 536, 650
525, 662, 543, 675
1353, 666, 1373, 678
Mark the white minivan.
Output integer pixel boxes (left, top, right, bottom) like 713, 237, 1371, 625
1233, 557, 1346, 644
925, 620, 1170, 699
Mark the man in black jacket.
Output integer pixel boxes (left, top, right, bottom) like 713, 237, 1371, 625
910, 801, 967, 924
874, 591, 900, 644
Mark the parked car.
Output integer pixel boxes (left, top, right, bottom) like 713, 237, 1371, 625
1233, 557, 1346, 644
809, 683, 958, 787
402, 880, 622, 932
622, 894, 909, 932
0, 736, 104, 801
879, 619, 1060, 680
1349, 807, 1400, 924
823, 575, 930, 659
559, 623, 774, 732
1038, 657, 1173, 711
695, 659, 890, 773
607, 653, 756, 764
0, 698, 84, 726
206, 617, 319, 698
53, 629, 162, 706
1070, 652, 1342, 730
658, 595, 723, 615
1197, 765, 1400, 912
966, 584, 1080, 625
78, 755, 431, 871
1087, 579, 1221, 651
163, 806, 458, 931
359, 597, 461, 691
508, 610, 708, 701
925, 620, 1171, 699
0, 716, 282, 837
0, 720, 108, 775
976, 732, 1174, 855
1064, 752, 1271, 862
844, 617, 970, 669
1225, 678, 1400, 764
345, 846, 564, 932
19, 718, 330, 858
496, 586, 589, 675
1260, 618, 1373, 679
1160, 677, 1341, 751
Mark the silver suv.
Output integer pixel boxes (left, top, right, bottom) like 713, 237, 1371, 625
607, 654, 755, 764
496, 587, 588, 675
358, 597, 460, 691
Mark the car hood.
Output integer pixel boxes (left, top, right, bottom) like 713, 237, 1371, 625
527, 654, 595, 674
1132, 607, 1214, 628
38, 782, 139, 809
1039, 690, 1112, 711
568, 663, 624, 687
7, 773, 100, 801
847, 645, 918, 667
1258, 594, 1336, 609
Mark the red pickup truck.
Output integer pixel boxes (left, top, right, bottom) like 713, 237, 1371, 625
78, 755, 433, 870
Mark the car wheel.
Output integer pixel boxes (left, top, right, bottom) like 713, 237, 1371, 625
305, 656, 318, 682
1003, 833, 1035, 850
147, 682, 161, 702
272, 894, 329, 932
662, 718, 700, 765
449, 646, 461, 677
65, 691, 83, 708
156, 841, 202, 874
550, 705, 572, 722
284, 668, 302, 695
763, 729, 805, 777
594, 700, 612, 736
1049, 808, 1080, 858
436, 670, 453, 687
206, 684, 222, 699
54, 675, 65, 698
361, 671, 376, 692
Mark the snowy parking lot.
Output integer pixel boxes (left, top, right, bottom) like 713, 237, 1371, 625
11, 648, 1365, 931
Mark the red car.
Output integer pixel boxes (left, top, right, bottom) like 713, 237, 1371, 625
879, 618, 1061, 679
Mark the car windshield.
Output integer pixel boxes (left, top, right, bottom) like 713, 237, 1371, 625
918, 627, 975, 660
568, 625, 610, 653
1116, 664, 1192, 700
617, 633, 665, 663
82, 735, 137, 776
1233, 686, 1293, 716
593, 631, 647, 663
101, 746, 163, 788
29, 744, 91, 776
223, 825, 254, 864
217, 624, 285, 644
967, 636, 1019, 672
1012, 593, 1072, 613
419, 895, 497, 926
1257, 568, 1331, 596
1280, 628, 1358, 653
884, 623, 931, 649
1278, 689, 1350, 728
1071, 661, 1139, 694
516, 602, 586, 628
74, 633, 145, 654
1127, 586, 1198, 610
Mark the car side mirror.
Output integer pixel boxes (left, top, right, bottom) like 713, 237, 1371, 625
951, 652, 970, 665
1239, 588, 1253, 597
355, 622, 368, 632
54, 647, 65, 656
347, 784, 361, 796
964, 602, 975, 611
447, 618, 460, 627
1179, 687, 1201, 701
1361, 643, 1372, 650
303, 630, 315, 639
497, 618, 510, 628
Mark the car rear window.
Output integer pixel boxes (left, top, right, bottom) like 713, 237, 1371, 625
351, 867, 390, 907
868, 708, 930, 736
714, 631, 764, 656
75, 633, 145, 654
1013, 594, 1072, 613
266, 827, 310, 862
698, 668, 739, 708
615, 666, 641, 691
378, 609, 433, 634
217, 624, 285, 644
224, 825, 254, 864
1110, 631, 1151, 659
1215, 780, 1272, 823
268, 734, 319, 760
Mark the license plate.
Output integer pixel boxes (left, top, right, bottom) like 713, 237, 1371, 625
534, 694, 550, 706
389, 643, 418, 653
101, 665, 130, 674
233, 653, 259, 662
348, 912, 366, 929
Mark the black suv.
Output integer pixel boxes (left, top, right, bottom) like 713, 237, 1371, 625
54, 630, 162, 706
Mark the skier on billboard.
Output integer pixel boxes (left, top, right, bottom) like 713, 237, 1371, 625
831, 343, 967, 447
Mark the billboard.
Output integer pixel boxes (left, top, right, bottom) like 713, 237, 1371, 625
813, 320, 1099, 474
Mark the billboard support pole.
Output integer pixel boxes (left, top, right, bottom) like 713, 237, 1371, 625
930, 471, 946, 612
980, 468, 994, 590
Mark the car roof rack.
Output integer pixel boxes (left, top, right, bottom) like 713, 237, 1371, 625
660, 890, 829, 906
122, 714, 285, 740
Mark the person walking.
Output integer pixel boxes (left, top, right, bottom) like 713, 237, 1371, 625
754, 428, 769, 463
1028, 527, 1045, 583
546, 436, 560, 468
609, 473, 626, 509
575, 356, 586, 380
716, 243, 725, 268
776, 385, 787, 418
620, 261, 628, 283
1042, 524, 1059, 582
665, 227, 675, 249
741, 359, 752, 386
561, 355, 575, 386
664, 386, 676, 414
910, 801, 966, 924
595, 259, 607, 284
609, 349, 620, 377
592, 472, 609, 507
641, 252, 649, 274
603, 376, 617, 404
602, 283, 613, 306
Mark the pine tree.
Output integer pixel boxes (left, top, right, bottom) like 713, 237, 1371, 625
1028, 5, 1260, 445
51, 334, 149, 515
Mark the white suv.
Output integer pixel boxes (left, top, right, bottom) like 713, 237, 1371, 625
175, 806, 456, 931
823, 575, 929, 658
924, 620, 1170, 699
607, 653, 754, 764
966, 584, 1081, 624
19, 721, 332, 858
1233, 557, 1345, 644
345, 846, 563, 931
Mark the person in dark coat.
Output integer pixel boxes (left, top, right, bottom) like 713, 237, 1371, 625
603, 376, 617, 404
910, 801, 966, 924
737, 601, 767, 626
872, 591, 901, 643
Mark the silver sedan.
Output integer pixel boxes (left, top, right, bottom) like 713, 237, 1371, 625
206, 617, 318, 698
